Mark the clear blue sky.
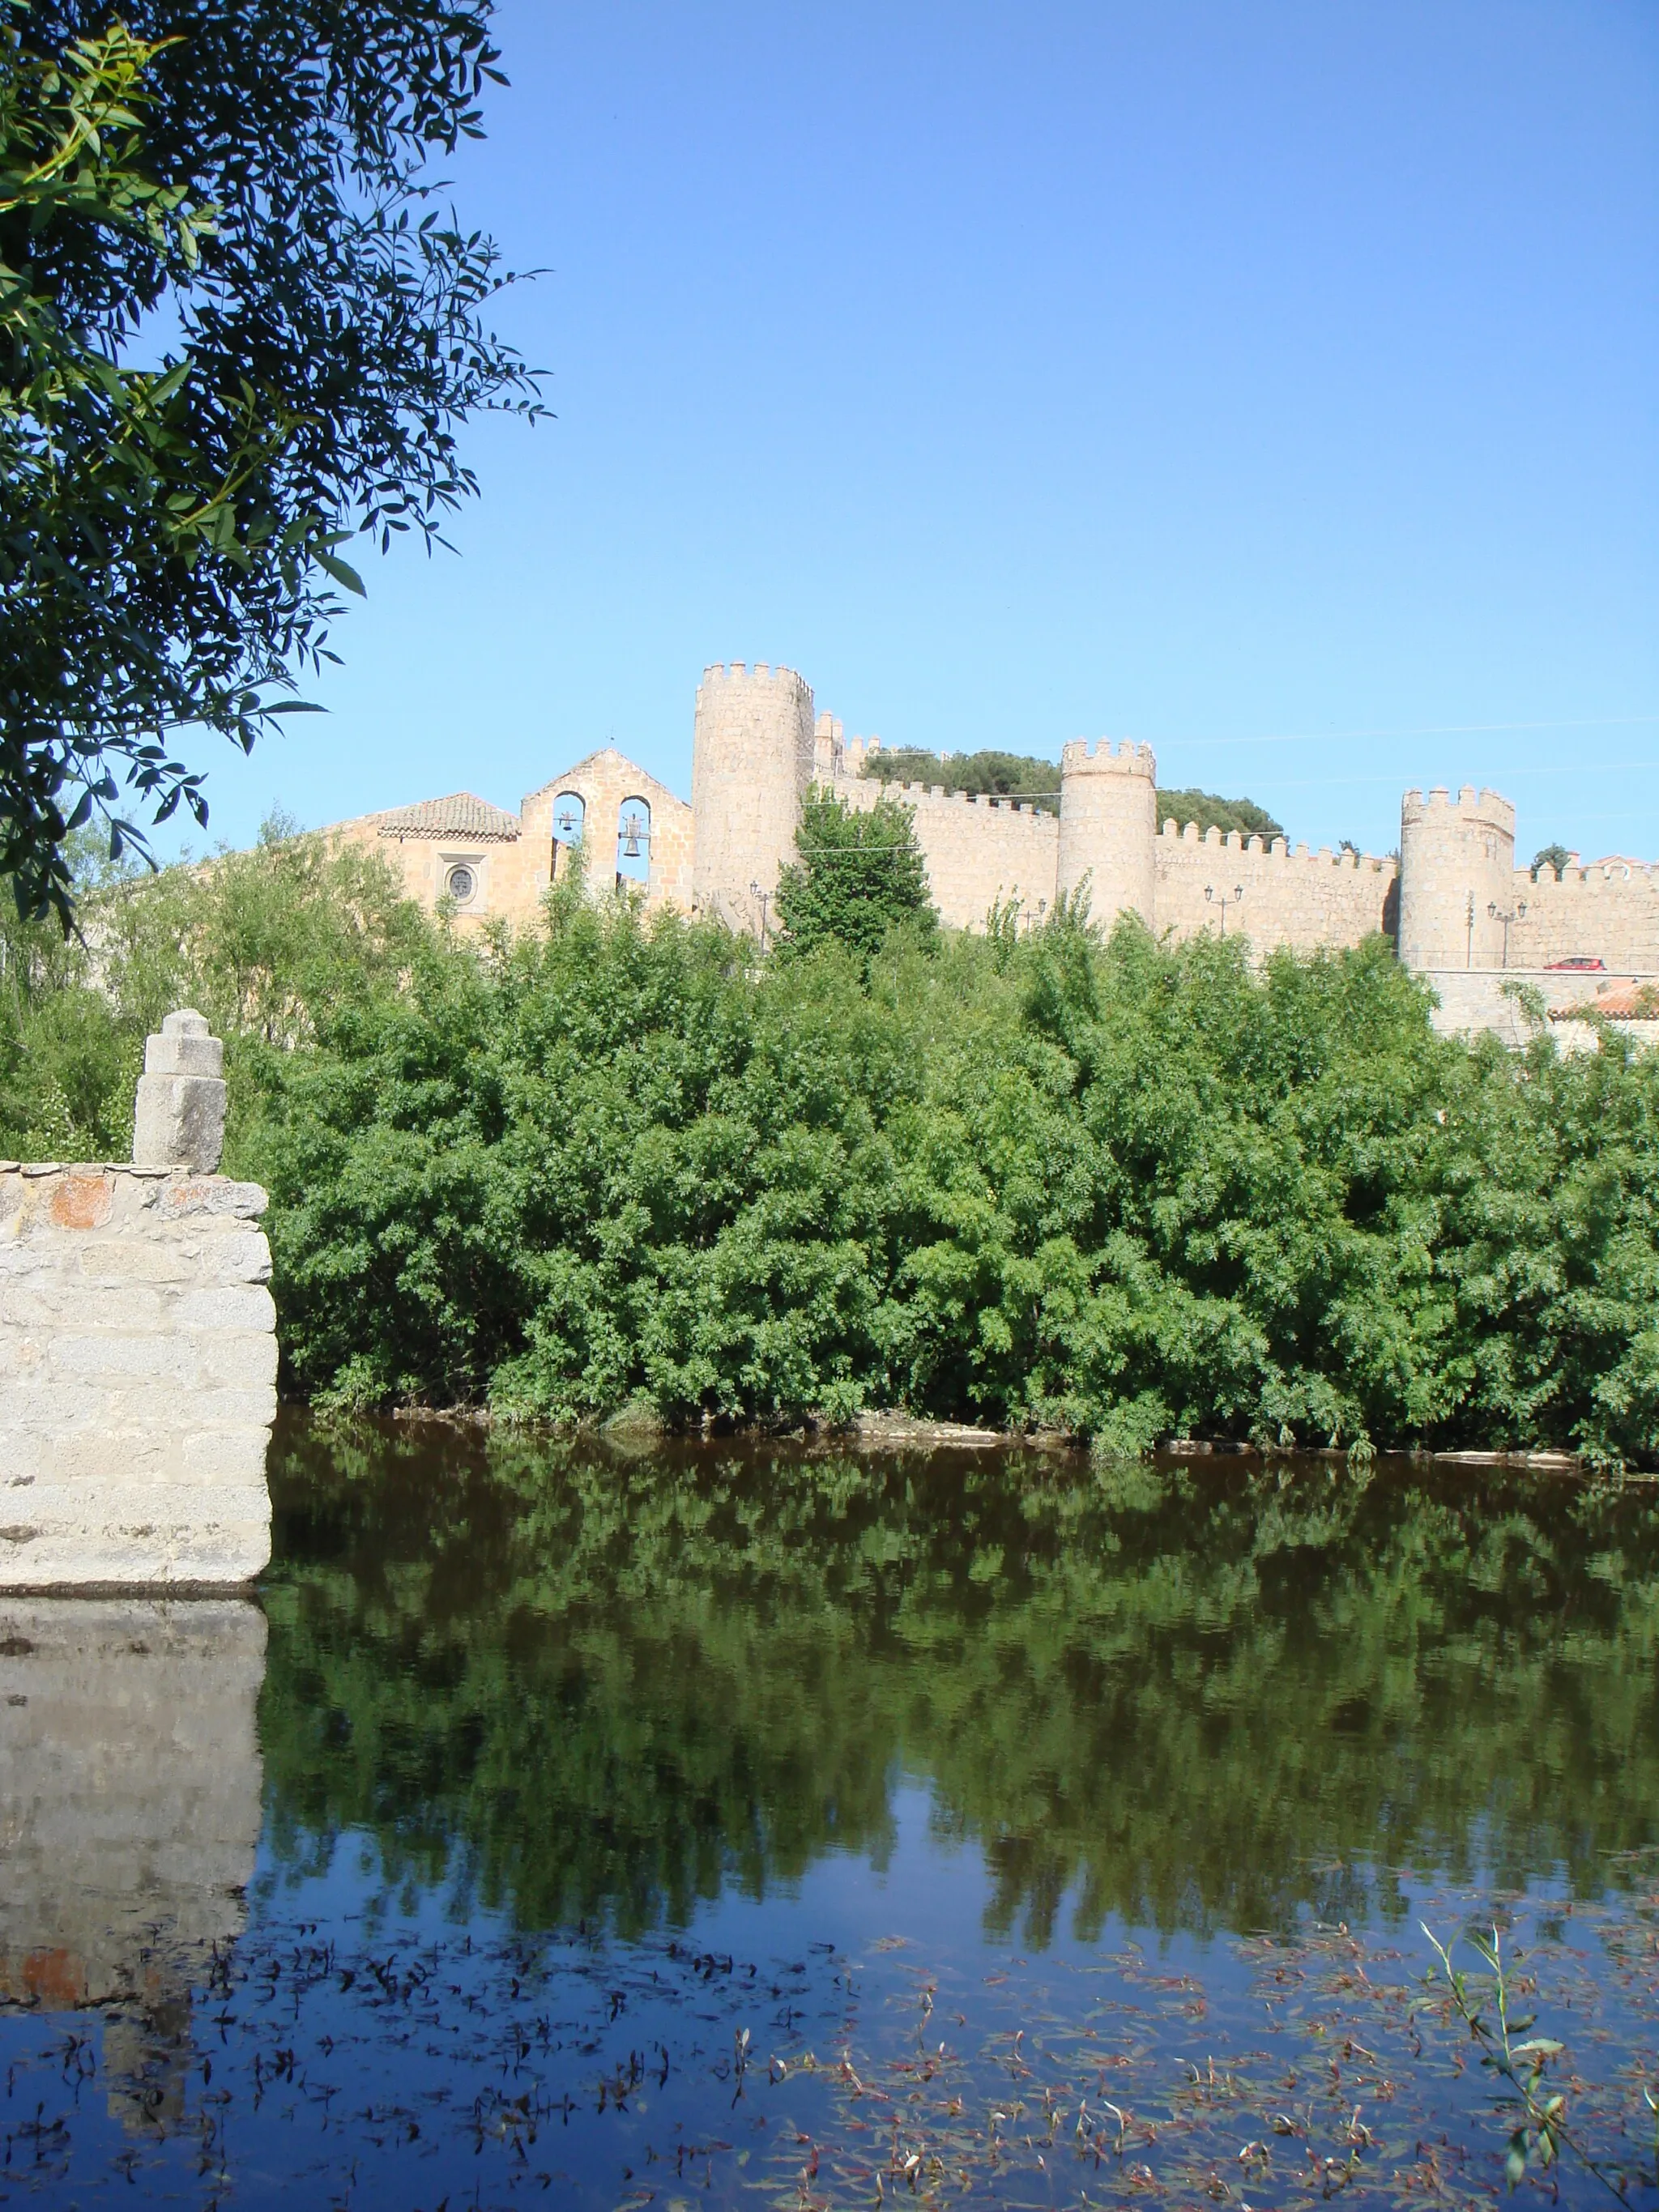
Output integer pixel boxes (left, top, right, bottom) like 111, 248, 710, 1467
186, 0, 1657, 867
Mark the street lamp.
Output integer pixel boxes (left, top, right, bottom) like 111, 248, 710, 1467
1487, 897, 1527, 970
750, 878, 772, 948
1205, 883, 1245, 935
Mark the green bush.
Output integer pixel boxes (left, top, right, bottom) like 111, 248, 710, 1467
6, 829, 1659, 1461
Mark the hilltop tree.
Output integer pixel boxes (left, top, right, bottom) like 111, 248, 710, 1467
0, 1, 543, 926
858, 750, 1286, 841
774, 786, 936, 959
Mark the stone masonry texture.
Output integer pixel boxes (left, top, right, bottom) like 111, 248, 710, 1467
0, 1165, 275, 1588
132, 1008, 228, 1172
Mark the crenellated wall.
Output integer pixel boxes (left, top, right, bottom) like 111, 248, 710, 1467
305, 666, 1659, 1042
837, 776, 1060, 929
1153, 822, 1397, 953
1506, 858, 1659, 973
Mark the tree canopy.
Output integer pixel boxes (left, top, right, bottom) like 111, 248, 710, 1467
773, 784, 936, 958
0, 0, 542, 924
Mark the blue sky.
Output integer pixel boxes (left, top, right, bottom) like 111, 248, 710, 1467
186, 0, 1657, 867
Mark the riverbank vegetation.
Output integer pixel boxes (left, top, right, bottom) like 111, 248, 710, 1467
3, 826, 1658, 1461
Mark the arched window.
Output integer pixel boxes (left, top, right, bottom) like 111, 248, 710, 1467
550, 792, 585, 880
616, 796, 651, 886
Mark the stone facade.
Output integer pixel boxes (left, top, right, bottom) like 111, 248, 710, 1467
308, 667, 1659, 1027
0, 1164, 275, 1588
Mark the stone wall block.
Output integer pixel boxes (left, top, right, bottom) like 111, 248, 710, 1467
0, 1158, 275, 1588
174, 1284, 278, 1333
191, 1384, 281, 1428
194, 1230, 275, 1285
190, 1328, 279, 1392
182, 1429, 273, 1481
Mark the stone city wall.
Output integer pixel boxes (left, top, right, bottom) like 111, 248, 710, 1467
836, 774, 1061, 930
1153, 822, 1398, 954
1506, 861, 1659, 973
0, 1163, 275, 1589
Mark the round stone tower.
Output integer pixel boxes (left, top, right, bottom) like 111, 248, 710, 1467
1397, 785, 1516, 970
692, 663, 816, 932
1056, 739, 1158, 924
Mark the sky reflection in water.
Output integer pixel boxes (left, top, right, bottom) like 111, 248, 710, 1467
2, 1421, 1657, 2206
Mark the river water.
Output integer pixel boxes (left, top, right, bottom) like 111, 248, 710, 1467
2, 1418, 1658, 2207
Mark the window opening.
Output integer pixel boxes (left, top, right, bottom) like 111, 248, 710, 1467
616, 796, 651, 886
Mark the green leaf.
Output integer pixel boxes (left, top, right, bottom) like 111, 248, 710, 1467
313, 548, 367, 597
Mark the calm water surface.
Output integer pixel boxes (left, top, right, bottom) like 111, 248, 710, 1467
3, 1419, 1659, 2207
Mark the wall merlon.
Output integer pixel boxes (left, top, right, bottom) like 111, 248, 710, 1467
1060, 737, 1157, 777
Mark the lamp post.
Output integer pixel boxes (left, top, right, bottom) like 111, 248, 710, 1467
1205, 883, 1245, 936
750, 879, 772, 948
1487, 897, 1527, 970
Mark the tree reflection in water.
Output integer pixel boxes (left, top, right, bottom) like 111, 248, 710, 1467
259, 1420, 1659, 1944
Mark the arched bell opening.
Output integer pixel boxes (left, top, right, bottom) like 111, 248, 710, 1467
550, 793, 586, 880
616, 796, 651, 888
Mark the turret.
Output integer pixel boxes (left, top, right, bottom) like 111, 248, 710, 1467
692, 663, 816, 932
1057, 740, 1158, 924
1398, 785, 1516, 970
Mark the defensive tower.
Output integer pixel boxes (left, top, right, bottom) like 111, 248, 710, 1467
1056, 740, 1158, 924
692, 663, 815, 932
1398, 785, 1516, 970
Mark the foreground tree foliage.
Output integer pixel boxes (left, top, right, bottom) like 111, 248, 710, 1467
5, 837, 1659, 1461
0, 0, 541, 923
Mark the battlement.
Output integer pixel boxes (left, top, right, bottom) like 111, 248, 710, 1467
1060, 738, 1158, 778
886, 780, 1058, 829
1401, 784, 1516, 831
1158, 820, 1395, 872
698, 661, 811, 694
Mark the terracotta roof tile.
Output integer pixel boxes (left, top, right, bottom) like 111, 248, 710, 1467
374, 792, 521, 842
1550, 984, 1659, 1021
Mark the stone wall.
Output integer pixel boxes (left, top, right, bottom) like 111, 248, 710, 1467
0, 1165, 275, 1588
1506, 860, 1659, 972
519, 746, 695, 914
836, 774, 1061, 929
1153, 823, 1398, 954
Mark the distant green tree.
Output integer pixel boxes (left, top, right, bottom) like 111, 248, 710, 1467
1533, 843, 1573, 881
859, 748, 1062, 811
858, 752, 1286, 842
1155, 787, 1285, 839
774, 786, 937, 959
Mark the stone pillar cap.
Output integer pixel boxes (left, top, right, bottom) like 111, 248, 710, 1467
144, 1010, 224, 1079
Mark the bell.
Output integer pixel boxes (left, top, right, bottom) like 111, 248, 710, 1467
622, 817, 644, 859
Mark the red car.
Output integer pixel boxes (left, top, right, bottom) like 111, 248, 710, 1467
1546, 957, 1606, 970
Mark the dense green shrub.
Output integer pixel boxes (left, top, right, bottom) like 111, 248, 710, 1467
5, 833, 1658, 1460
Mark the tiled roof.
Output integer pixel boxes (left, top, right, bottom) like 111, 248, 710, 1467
374, 792, 521, 842
1550, 985, 1659, 1022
